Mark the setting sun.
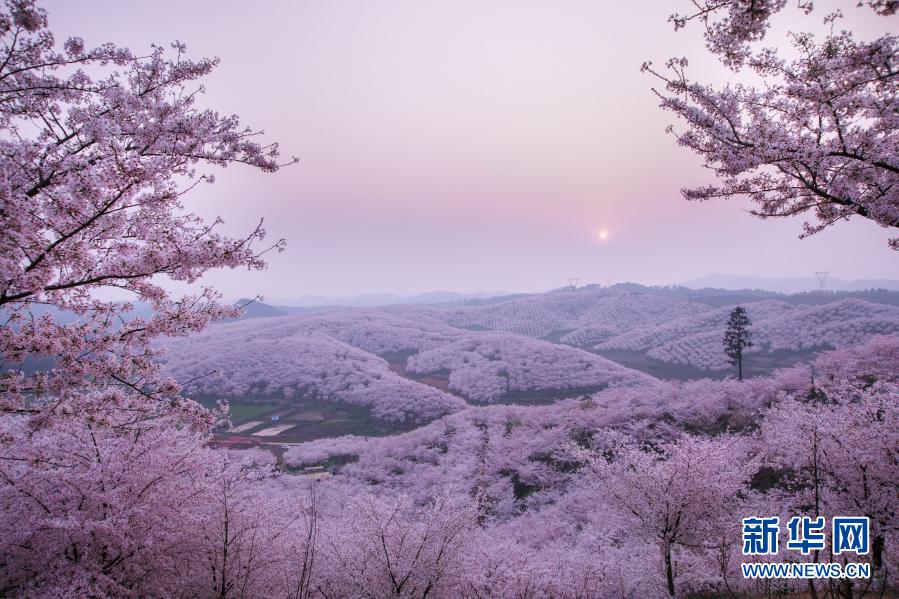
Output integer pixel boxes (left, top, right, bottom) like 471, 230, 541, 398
597, 228, 609, 240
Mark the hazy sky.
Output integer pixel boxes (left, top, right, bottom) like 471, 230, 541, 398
46, 1, 897, 298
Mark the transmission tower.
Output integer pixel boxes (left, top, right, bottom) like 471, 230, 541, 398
814, 271, 829, 291
603, 276, 613, 288
567, 278, 581, 289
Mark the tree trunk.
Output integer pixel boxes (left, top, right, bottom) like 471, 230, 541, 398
664, 543, 676, 598
807, 564, 819, 599
873, 534, 884, 570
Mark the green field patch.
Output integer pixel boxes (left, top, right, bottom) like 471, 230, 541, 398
194, 397, 281, 423
202, 394, 418, 444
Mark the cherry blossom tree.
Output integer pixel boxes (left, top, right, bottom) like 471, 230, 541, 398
0, 0, 290, 426
187, 465, 321, 599
760, 380, 899, 596
574, 433, 758, 598
0, 1, 293, 593
0, 389, 213, 595
645, 1, 899, 248
0, 388, 322, 597
319, 492, 476, 598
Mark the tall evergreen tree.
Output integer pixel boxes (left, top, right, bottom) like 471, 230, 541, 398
724, 307, 753, 381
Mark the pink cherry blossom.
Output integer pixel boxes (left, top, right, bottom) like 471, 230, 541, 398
647, 1, 899, 248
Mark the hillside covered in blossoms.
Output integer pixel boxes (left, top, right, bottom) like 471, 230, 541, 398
1, 0, 896, 597
159, 285, 899, 437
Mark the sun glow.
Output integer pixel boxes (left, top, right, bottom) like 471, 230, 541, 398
597, 228, 609, 240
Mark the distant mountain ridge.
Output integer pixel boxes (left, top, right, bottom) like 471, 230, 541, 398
264, 290, 508, 308
680, 273, 899, 293
232, 299, 287, 319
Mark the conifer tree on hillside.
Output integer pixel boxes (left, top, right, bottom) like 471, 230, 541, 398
724, 306, 752, 381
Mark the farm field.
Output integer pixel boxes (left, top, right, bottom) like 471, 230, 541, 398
198, 396, 419, 445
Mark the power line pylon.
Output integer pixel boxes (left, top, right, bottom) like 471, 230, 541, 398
814, 271, 829, 291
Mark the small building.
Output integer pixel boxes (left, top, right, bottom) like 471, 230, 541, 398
270, 415, 280, 422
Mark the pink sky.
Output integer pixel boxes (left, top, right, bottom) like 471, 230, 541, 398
47, 1, 897, 297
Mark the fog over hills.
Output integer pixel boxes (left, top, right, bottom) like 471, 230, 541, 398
255, 273, 899, 311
